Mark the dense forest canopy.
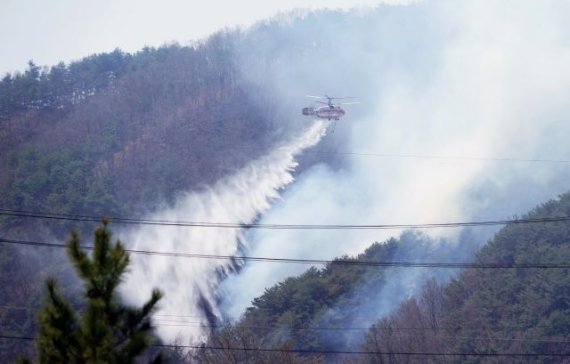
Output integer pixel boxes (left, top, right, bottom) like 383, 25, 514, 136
0, 36, 282, 238
199, 193, 570, 363
1, 49, 131, 117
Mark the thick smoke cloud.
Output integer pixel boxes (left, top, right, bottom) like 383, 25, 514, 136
221, 0, 570, 321
118, 0, 570, 347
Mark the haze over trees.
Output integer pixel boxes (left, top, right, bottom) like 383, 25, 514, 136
199, 193, 570, 363
1, 5, 570, 363
361, 194, 570, 363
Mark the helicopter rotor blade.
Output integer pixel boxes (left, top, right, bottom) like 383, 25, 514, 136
306, 95, 358, 99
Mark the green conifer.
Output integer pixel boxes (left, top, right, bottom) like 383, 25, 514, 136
26, 219, 163, 363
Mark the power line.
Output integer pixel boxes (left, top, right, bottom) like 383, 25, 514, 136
1, 208, 570, 230
151, 320, 555, 332
1, 237, 568, 269
152, 322, 570, 343
306, 150, 570, 164
160, 344, 570, 357
1, 334, 567, 357
0, 305, 560, 335
155, 324, 570, 345
3, 306, 568, 345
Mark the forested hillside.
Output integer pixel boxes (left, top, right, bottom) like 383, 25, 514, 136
199, 193, 570, 363
0, 31, 282, 361
1, 11, 364, 358
0, 11, 364, 359
0, 33, 280, 239
198, 232, 474, 361
362, 193, 570, 363
2, 4, 570, 363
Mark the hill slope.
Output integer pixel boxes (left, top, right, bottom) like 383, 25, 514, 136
198, 193, 570, 363
1, 37, 277, 235
364, 193, 570, 363
0, 31, 280, 361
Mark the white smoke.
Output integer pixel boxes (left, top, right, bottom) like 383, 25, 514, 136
120, 0, 570, 347
221, 0, 570, 321
120, 120, 328, 344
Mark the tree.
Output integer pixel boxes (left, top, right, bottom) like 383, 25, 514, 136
23, 219, 163, 363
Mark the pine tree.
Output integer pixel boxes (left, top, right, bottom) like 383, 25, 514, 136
25, 219, 163, 363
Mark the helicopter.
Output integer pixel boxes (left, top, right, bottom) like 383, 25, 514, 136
302, 95, 358, 121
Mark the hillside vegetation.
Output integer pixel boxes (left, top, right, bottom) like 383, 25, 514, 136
0, 34, 276, 238
362, 193, 570, 363
199, 193, 570, 363
2, 7, 569, 363
0, 31, 279, 361
1, 11, 362, 359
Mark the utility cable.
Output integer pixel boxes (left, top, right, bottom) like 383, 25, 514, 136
0, 305, 560, 334
1, 237, 568, 269
3, 305, 568, 344
0, 334, 568, 357
306, 150, 570, 164
153, 323, 570, 344
151, 321, 570, 343
157, 344, 570, 357
2, 308, 568, 343
1, 208, 570, 230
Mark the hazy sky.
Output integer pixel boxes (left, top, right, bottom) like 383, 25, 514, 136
0, 0, 410, 75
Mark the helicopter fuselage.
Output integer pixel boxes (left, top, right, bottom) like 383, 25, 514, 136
302, 106, 345, 120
